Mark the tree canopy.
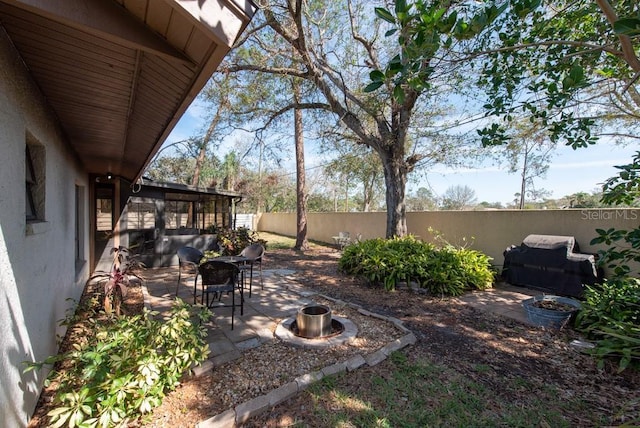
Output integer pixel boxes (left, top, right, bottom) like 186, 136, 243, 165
369, 1, 640, 146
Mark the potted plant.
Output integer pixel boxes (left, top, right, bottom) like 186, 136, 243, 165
522, 294, 582, 329
88, 246, 144, 315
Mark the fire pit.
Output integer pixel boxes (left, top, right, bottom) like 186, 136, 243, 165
275, 303, 357, 348
295, 304, 333, 338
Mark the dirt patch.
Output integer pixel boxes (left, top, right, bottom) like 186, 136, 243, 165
29, 244, 640, 427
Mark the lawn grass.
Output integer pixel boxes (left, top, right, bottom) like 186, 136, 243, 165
259, 231, 329, 250
302, 352, 583, 428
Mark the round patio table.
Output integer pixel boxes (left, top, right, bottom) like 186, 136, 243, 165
213, 255, 250, 264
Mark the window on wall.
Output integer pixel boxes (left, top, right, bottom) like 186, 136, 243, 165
25, 138, 45, 222
164, 194, 231, 231
198, 200, 216, 230
127, 198, 156, 255
75, 185, 85, 272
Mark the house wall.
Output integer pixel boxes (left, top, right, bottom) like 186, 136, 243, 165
257, 209, 639, 274
0, 28, 89, 426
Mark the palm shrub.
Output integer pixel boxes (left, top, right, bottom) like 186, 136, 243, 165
339, 235, 494, 296
24, 299, 211, 427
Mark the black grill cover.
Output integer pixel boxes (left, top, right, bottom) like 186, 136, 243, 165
502, 234, 599, 298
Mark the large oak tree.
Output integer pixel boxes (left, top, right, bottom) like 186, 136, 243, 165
222, 0, 480, 237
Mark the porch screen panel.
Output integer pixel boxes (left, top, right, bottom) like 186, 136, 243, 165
199, 200, 216, 230
166, 200, 190, 229
96, 198, 112, 231
127, 198, 156, 230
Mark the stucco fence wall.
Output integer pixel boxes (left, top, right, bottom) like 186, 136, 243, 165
257, 209, 639, 274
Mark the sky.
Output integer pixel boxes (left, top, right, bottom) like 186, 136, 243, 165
164, 100, 638, 206
424, 143, 638, 205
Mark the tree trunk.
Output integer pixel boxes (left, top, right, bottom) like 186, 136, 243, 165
188, 109, 221, 227
381, 150, 408, 238
344, 177, 349, 212
293, 81, 309, 250
362, 174, 375, 212
519, 148, 528, 209
257, 139, 264, 214
249, 3, 423, 238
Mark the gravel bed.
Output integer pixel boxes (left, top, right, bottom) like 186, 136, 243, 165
145, 297, 404, 426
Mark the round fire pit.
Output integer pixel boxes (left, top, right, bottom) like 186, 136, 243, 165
296, 304, 332, 338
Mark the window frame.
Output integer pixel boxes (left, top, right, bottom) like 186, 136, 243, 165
25, 144, 38, 222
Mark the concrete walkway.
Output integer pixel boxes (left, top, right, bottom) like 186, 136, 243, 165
457, 282, 540, 326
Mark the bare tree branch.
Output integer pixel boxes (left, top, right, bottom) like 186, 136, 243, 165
256, 101, 333, 132
347, 0, 382, 71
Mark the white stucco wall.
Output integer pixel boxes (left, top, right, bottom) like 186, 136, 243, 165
0, 29, 90, 426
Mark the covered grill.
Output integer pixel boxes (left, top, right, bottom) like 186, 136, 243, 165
502, 234, 600, 298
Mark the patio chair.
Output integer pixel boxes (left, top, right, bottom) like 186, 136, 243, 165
196, 260, 242, 329
176, 246, 204, 298
239, 243, 265, 298
332, 231, 351, 250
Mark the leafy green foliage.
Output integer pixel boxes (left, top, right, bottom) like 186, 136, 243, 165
590, 152, 640, 277
614, 17, 640, 36
366, 0, 506, 102
215, 227, 267, 256
591, 227, 640, 278
579, 152, 640, 371
24, 299, 211, 427
575, 278, 640, 371
600, 151, 640, 207
338, 235, 493, 296
368, 1, 629, 151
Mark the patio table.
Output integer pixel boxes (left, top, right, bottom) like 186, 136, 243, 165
211, 256, 251, 297
212, 255, 250, 264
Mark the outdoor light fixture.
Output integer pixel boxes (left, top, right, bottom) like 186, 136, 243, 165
95, 172, 116, 182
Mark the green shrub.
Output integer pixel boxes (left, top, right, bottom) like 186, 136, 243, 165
25, 299, 211, 427
577, 152, 640, 371
216, 227, 267, 255
339, 235, 494, 296
575, 277, 640, 371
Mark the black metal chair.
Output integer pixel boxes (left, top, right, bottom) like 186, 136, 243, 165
195, 260, 242, 329
239, 243, 265, 297
176, 246, 203, 298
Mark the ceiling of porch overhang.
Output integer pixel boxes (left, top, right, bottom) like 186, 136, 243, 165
0, 0, 256, 182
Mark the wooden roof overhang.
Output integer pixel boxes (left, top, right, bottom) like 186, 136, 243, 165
0, 0, 256, 182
